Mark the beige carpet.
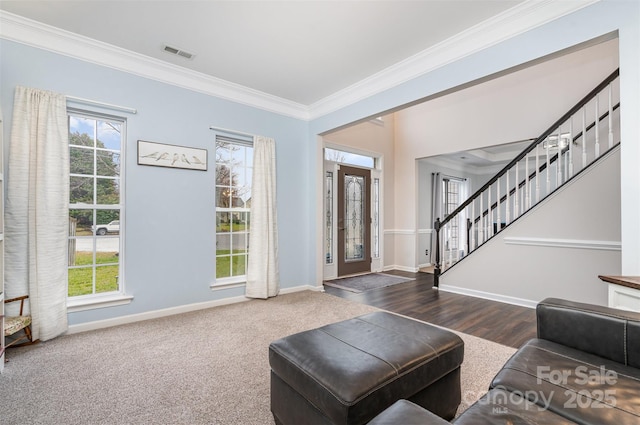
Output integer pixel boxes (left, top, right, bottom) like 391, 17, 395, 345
0, 291, 515, 424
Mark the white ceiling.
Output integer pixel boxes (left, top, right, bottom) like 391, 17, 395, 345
0, 0, 526, 106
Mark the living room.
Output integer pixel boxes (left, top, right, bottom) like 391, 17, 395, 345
1, 1, 640, 424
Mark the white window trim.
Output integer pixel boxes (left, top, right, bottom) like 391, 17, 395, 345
213, 133, 253, 286
209, 281, 246, 292
67, 293, 133, 313
67, 108, 128, 309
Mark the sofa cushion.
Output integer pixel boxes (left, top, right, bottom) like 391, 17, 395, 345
368, 390, 578, 425
454, 388, 577, 424
491, 338, 640, 424
367, 399, 443, 425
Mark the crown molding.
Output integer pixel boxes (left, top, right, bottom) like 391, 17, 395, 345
307, 0, 600, 120
1, 1, 599, 122
0, 11, 311, 120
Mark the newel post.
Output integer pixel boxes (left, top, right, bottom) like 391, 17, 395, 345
433, 217, 441, 289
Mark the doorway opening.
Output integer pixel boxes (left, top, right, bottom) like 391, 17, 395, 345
323, 146, 381, 279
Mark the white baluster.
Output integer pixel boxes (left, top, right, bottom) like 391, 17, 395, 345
506, 171, 510, 224
471, 200, 475, 251
514, 162, 519, 217
595, 94, 600, 158
479, 193, 484, 245
525, 152, 530, 209
447, 222, 453, 267
441, 227, 447, 271
535, 144, 540, 204
569, 119, 574, 178
582, 108, 587, 168
451, 214, 462, 263
496, 176, 501, 234
557, 134, 562, 188
488, 184, 493, 237
546, 137, 551, 195
564, 145, 568, 183
608, 83, 614, 149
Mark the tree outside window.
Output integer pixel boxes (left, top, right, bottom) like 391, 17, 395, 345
68, 112, 123, 297
215, 137, 252, 282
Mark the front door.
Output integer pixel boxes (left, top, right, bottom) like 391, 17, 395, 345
337, 165, 371, 276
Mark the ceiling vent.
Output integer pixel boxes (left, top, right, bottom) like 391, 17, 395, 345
162, 44, 195, 60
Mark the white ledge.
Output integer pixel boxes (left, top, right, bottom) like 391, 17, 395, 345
210, 281, 246, 292
503, 237, 621, 251
67, 293, 134, 313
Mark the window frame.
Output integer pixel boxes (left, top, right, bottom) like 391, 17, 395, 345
66, 108, 128, 309
442, 176, 467, 253
214, 134, 253, 287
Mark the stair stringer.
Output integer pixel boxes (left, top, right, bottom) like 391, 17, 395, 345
439, 145, 621, 308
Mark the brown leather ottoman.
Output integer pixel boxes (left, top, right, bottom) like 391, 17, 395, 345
268, 311, 464, 425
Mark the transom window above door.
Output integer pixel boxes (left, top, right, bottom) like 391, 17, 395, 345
325, 148, 375, 168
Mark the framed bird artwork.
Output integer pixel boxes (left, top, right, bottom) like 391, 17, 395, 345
137, 140, 207, 171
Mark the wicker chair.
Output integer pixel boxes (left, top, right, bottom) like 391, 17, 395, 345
4, 295, 39, 348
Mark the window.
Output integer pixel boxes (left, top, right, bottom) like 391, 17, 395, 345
215, 136, 253, 283
325, 148, 375, 168
373, 177, 380, 258
67, 110, 124, 298
325, 171, 334, 264
442, 176, 466, 253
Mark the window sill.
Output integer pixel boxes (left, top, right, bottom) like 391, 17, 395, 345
67, 294, 134, 313
210, 279, 246, 292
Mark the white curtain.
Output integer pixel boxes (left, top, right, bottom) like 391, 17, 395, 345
246, 135, 279, 299
430, 172, 443, 265
5, 86, 69, 341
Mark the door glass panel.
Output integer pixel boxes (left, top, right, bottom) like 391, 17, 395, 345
344, 174, 365, 261
373, 178, 379, 258
325, 171, 333, 264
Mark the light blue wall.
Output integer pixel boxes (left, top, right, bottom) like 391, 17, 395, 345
1, 0, 639, 326
0, 40, 311, 325
309, 0, 640, 279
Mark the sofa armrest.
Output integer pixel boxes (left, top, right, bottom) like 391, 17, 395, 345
537, 298, 640, 366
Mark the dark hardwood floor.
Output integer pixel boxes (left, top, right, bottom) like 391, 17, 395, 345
324, 270, 536, 349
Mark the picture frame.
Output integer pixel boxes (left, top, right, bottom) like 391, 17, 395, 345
137, 140, 207, 171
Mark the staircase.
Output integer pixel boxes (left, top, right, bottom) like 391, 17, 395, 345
433, 69, 620, 287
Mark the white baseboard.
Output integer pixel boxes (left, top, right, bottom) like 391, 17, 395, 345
281, 285, 324, 294
438, 284, 537, 309
382, 265, 420, 273
67, 284, 320, 335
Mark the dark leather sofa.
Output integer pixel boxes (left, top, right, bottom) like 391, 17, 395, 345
369, 298, 640, 424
